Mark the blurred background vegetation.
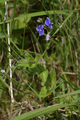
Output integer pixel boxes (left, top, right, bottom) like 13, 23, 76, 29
0, 0, 80, 120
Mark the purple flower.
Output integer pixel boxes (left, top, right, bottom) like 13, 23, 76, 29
45, 17, 53, 29
1, 69, 5, 73
36, 25, 44, 36
46, 34, 50, 41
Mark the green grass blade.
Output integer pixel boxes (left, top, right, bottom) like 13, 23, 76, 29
52, 12, 74, 37
0, 32, 8, 38
0, 10, 70, 25
0, 0, 10, 3
55, 90, 80, 99
10, 104, 70, 120
65, 24, 80, 45
0, 76, 9, 89
0, 108, 9, 119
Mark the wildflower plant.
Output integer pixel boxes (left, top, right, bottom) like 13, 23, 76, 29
36, 17, 53, 40
36, 24, 44, 36
45, 17, 53, 29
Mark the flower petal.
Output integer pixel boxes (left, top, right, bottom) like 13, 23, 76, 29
46, 17, 50, 21
46, 34, 50, 41
40, 24, 44, 29
39, 29, 44, 36
36, 24, 44, 32
45, 19, 49, 26
36, 26, 40, 31
50, 22, 53, 24
45, 17, 53, 29
49, 24, 52, 29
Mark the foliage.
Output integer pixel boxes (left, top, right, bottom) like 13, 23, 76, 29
0, 0, 80, 120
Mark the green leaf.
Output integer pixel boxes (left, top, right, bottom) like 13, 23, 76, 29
0, 32, 8, 38
50, 68, 56, 89
40, 70, 48, 86
10, 104, 70, 120
39, 86, 47, 97
0, 76, 9, 89
17, 54, 42, 68
14, 17, 31, 29
14, 20, 26, 29
55, 90, 80, 99
0, 10, 69, 25
21, 0, 29, 5
35, 54, 42, 63
17, 56, 36, 68
0, 0, 10, 3
30, 64, 45, 75
59, 78, 65, 93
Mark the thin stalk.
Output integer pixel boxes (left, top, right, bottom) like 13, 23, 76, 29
5, 2, 14, 103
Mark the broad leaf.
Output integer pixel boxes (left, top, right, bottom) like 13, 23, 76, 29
35, 54, 42, 63
50, 68, 56, 89
39, 86, 47, 97
30, 64, 45, 75
40, 70, 48, 86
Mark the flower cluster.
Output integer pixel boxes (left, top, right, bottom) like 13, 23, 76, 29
36, 17, 53, 40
